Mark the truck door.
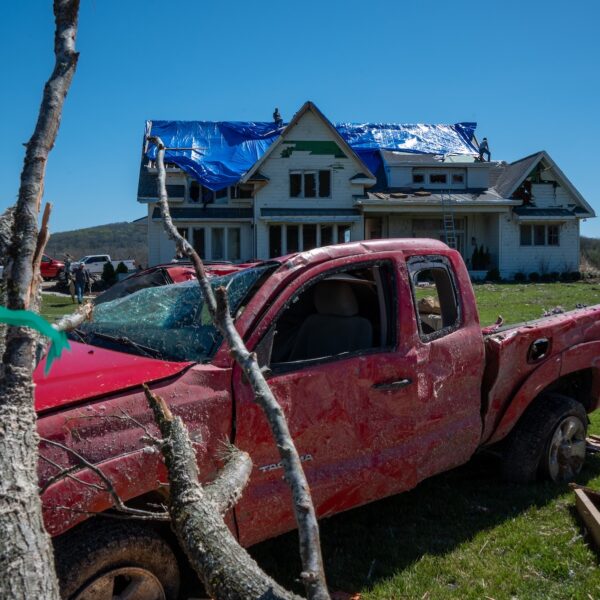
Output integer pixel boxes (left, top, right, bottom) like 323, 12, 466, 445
232, 254, 425, 546
404, 254, 484, 482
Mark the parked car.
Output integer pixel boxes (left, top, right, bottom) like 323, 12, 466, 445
70, 254, 135, 275
35, 239, 600, 599
40, 254, 65, 280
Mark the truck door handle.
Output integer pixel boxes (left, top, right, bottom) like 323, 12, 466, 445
372, 378, 412, 391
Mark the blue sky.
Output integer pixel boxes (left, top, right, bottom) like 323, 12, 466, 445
1, 0, 599, 236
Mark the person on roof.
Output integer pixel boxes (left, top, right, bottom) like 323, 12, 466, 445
273, 107, 283, 128
479, 137, 491, 162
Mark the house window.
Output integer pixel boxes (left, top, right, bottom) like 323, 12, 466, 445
287, 225, 299, 253
429, 173, 447, 184
289, 170, 332, 198
321, 225, 333, 246
303, 224, 317, 250
534, 225, 546, 246
452, 174, 464, 184
338, 225, 351, 244
215, 187, 228, 202
413, 173, 425, 184
193, 228, 205, 257
290, 172, 302, 197
189, 181, 200, 202
319, 171, 331, 197
228, 228, 241, 261
230, 185, 253, 199
520, 225, 532, 246
548, 225, 560, 246
212, 228, 225, 260
269, 226, 282, 258
519, 224, 560, 247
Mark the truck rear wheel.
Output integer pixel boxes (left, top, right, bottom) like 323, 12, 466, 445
54, 521, 180, 600
501, 393, 587, 483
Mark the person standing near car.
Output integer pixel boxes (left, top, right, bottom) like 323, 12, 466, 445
74, 263, 90, 304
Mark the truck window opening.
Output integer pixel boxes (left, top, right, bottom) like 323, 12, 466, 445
411, 264, 459, 337
270, 264, 394, 364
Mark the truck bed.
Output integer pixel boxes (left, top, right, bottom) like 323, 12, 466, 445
481, 304, 600, 444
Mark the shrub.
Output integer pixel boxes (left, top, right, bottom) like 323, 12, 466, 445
529, 272, 540, 283
101, 261, 117, 286
486, 268, 501, 282
560, 271, 582, 282
549, 271, 560, 282
115, 261, 129, 275
514, 272, 526, 283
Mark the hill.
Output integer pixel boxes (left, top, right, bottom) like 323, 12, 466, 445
45, 220, 147, 268
581, 236, 600, 272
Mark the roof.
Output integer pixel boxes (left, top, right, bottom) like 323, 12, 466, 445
512, 207, 578, 220
492, 151, 595, 217
493, 152, 543, 198
142, 102, 479, 192
364, 189, 514, 205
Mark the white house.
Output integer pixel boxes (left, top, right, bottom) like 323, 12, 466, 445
138, 102, 594, 278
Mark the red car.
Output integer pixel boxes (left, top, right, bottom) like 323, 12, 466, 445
40, 254, 64, 280
35, 239, 600, 599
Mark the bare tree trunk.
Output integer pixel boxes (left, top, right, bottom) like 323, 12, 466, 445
0, 206, 15, 362
150, 137, 330, 600
0, 2, 79, 598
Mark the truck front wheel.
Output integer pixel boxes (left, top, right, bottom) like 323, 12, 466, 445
501, 393, 587, 483
54, 521, 180, 600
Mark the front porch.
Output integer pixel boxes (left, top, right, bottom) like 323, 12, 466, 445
364, 212, 504, 272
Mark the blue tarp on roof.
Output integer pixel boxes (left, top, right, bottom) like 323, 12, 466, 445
145, 120, 478, 191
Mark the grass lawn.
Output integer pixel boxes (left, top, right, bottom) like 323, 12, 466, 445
40, 293, 77, 322
251, 419, 600, 600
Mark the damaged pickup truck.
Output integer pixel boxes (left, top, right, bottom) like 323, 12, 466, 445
36, 239, 600, 599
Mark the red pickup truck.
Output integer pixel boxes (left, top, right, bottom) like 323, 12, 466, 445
35, 239, 600, 599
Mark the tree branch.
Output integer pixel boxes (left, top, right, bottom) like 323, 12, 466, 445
150, 136, 330, 600
52, 301, 93, 332
144, 385, 302, 600
0, 2, 80, 598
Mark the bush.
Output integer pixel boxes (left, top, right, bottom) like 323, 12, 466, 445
550, 271, 560, 282
529, 272, 540, 283
101, 261, 117, 286
514, 272, 526, 283
115, 261, 129, 275
560, 271, 582, 282
486, 268, 501, 282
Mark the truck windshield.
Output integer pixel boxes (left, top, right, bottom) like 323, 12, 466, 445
76, 264, 275, 362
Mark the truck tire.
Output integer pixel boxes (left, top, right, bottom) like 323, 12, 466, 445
501, 393, 587, 483
54, 521, 180, 600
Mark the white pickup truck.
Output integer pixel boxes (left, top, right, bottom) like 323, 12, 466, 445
71, 255, 136, 275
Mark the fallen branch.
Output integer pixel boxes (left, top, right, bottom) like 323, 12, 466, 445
52, 301, 93, 332
150, 135, 330, 600
145, 385, 302, 600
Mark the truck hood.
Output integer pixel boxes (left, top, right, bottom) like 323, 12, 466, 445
34, 341, 192, 413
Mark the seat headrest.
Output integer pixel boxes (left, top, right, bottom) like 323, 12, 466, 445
313, 281, 358, 317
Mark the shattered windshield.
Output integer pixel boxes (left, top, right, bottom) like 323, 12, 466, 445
76, 264, 274, 362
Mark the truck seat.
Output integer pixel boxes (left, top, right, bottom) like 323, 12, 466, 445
288, 280, 373, 361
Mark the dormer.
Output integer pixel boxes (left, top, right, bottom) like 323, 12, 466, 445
381, 151, 491, 191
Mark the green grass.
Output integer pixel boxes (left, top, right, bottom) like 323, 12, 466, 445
473, 281, 600, 327
40, 294, 77, 322
251, 414, 600, 600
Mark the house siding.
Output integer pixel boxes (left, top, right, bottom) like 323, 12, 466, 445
254, 110, 367, 259
499, 217, 580, 277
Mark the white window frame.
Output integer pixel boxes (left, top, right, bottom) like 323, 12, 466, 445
289, 170, 332, 198
269, 223, 352, 257
519, 224, 561, 247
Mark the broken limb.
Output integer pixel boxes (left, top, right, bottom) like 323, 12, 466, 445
0, 2, 80, 598
39, 437, 170, 521
52, 301, 93, 332
145, 385, 303, 600
151, 135, 330, 600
